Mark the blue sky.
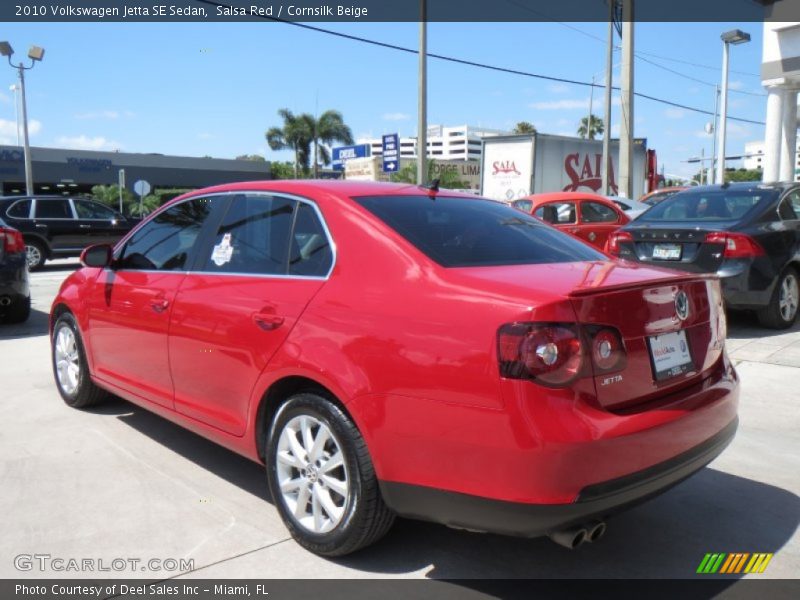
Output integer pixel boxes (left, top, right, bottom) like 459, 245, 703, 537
0, 20, 766, 179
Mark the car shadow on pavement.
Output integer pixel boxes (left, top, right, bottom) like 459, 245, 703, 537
102, 397, 799, 580
0, 307, 50, 340
726, 310, 800, 340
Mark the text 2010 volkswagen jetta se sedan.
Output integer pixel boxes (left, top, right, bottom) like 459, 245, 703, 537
50, 181, 738, 556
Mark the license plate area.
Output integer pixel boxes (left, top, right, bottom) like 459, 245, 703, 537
647, 330, 694, 381
652, 243, 682, 260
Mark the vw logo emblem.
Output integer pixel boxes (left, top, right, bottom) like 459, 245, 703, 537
675, 291, 690, 321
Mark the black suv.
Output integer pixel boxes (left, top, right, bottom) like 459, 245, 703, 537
0, 196, 137, 270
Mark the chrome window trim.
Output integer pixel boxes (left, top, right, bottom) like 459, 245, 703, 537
113, 189, 336, 280
4, 198, 33, 220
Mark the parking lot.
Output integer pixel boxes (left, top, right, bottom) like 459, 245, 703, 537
1, 260, 798, 582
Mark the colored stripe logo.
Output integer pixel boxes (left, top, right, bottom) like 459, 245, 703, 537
696, 553, 773, 574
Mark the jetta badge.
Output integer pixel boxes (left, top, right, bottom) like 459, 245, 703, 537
675, 291, 690, 321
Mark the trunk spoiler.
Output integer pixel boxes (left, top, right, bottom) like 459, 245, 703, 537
568, 269, 718, 298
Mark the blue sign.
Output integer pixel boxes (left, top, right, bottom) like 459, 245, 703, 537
382, 133, 399, 173
332, 144, 370, 171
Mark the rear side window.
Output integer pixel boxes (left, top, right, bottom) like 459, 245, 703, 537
35, 199, 73, 219
289, 203, 333, 277
74, 199, 118, 220
6, 199, 31, 219
639, 190, 773, 222
118, 197, 215, 271
778, 192, 800, 220
581, 201, 619, 223
512, 200, 533, 212
202, 194, 294, 275
354, 195, 604, 268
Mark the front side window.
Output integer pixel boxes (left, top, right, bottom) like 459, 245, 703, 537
117, 197, 215, 271
355, 195, 604, 268
534, 202, 576, 225
35, 199, 73, 219
74, 199, 119, 220
581, 201, 619, 223
202, 194, 294, 275
512, 199, 533, 213
6, 199, 32, 219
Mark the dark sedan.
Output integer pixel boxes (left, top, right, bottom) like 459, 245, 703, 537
0, 216, 30, 323
607, 182, 800, 329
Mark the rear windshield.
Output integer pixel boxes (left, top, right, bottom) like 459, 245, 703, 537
354, 195, 605, 267
638, 189, 774, 222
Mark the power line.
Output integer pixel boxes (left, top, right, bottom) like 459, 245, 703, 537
636, 55, 765, 97
194, 1, 766, 126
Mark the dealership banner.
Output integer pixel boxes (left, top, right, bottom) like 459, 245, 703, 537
2, 0, 797, 23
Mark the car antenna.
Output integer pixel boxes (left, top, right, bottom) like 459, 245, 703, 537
421, 178, 440, 193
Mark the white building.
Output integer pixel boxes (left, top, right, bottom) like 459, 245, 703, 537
760, 16, 800, 181
358, 124, 508, 162
743, 139, 800, 181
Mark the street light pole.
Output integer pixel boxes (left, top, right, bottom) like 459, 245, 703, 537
417, 0, 427, 186
601, 1, 615, 195
0, 42, 44, 196
717, 29, 750, 185
9, 84, 20, 146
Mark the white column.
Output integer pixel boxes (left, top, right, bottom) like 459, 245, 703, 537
780, 90, 798, 182
764, 86, 785, 183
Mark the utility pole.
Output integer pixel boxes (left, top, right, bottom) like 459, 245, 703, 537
710, 85, 719, 184
417, 0, 427, 186
586, 76, 595, 140
619, 0, 634, 199
601, 1, 615, 195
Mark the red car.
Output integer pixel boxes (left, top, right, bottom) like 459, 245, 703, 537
513, 192, 631, 250
50, 181, 738, 555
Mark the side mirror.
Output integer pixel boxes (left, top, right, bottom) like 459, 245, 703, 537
80, 244, 114, 268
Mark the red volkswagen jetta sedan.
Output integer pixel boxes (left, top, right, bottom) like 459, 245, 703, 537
50, 181, 738, 556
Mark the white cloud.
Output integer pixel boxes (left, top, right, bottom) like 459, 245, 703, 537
726, 122, 752, 139
382, 112, 410, 121
54, 135, 122, 151
75, 110, 121, 120
197, 132, 213, 140
0, 118, 41, 144
530, 98, 590, 110
664, 108, 687, 119
728, 80, 744, 91
547, 83, 570, 94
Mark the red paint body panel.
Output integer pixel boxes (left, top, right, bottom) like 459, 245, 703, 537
51, 180, 738, 514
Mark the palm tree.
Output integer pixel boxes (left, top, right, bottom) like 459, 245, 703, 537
304, 110, 354, 178
578, 115, 604, 140
513, 121, 537, 134
265, 109, 313, 178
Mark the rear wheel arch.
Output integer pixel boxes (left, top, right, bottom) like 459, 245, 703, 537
255, 376, 356, 463
22, 233, 51, 256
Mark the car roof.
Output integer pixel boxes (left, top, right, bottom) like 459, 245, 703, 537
526, 192, 619, 207
669, 182, 792, 194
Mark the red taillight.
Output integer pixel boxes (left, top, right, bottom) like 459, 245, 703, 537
498, 323, 627, 386
0, 228, 25, 254
589, 327, 626, 373
705, 232, 764, 258
498, 323, 584, 386
606, 231, 633, 255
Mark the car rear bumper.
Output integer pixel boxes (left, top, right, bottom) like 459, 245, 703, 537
718, 259, 775, 310
379, 417, 737, 537
0, 255, 29, 300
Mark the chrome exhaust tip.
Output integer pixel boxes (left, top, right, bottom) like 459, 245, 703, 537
548, 526, 588, 550
586, 520, 607, 543
0, 296, 12, 307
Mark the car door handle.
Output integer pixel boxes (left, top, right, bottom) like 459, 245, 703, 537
79, 224, 91, 229
253, 313, 285, 331
149, 298, 170, 313
35, 224, 47, 229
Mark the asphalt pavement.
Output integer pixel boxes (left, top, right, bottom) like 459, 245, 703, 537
1, 260, 797, 584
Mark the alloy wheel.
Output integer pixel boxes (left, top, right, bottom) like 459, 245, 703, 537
779, 273, 799, 322
275, 415, 349, 534
25, 244, 42, 269
54, 326, 80, 395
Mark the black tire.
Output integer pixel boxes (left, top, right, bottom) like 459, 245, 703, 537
1, 296, 30, 324
51, 312, 107, 408
25, 240, 46, 271
757, 267, 799, 330
265, 393, 395, 556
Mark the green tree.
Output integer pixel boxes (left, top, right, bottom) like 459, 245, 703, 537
724, 168, 763, 183
303, 110, 354, 178
91, 184, 160, 217
266, 109, 313, 178
391, 160, 470, 189
578, 114, 604, 140
269, 161, 297, 180
513, 121, 537, 134
235, 154, 267, 162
